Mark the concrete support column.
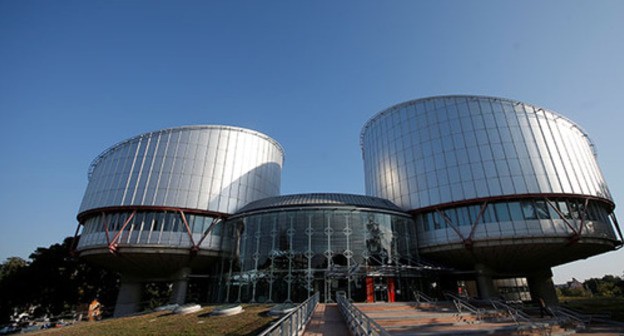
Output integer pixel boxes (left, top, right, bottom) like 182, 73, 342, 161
528, 268, 558, 306
114, 277, 143, 317
170, 267, 191, 305
475, 264, 497, 299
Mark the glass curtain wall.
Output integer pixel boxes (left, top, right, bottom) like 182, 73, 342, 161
414, 197, 618, 248
77, 211, 235, 252
223, 208, 417, 303
361, 96, 613, 211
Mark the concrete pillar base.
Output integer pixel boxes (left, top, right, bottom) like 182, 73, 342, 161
170, 267, 191, 305
528, 268, 558, 306
475, 264, 498, 299
114, 278, 143, 317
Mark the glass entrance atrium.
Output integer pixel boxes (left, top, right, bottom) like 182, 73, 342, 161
220, 194, 422, 303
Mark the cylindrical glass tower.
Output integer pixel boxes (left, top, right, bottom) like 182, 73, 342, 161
75, 125, 284, 315
361, 96, 621, 273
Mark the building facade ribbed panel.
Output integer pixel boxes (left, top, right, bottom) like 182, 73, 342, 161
361, 96, 612, 210
79, 125, 284, 215
361, 96, 620, 273
72, 98, 623, 314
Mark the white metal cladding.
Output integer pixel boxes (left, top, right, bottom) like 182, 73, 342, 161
361, 96, 613, 211
79, 125, 284, 215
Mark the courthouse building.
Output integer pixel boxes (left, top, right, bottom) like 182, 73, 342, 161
74, 96, 622, 316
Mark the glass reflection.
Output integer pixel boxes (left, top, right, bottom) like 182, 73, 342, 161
362, 96, 613, 212
414, 197, 617, 247
225, 209, 417, 303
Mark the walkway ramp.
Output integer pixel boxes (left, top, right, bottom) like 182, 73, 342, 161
303, 303, 349, 336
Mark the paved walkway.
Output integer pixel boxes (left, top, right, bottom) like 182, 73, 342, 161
303, 301, 624, 336
302, 303, 349, 336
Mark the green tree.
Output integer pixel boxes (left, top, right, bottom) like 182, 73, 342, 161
560, 286, 590, 297
584, 275, 624, 298
0, 237, 120, 323
0, 257, 28, 281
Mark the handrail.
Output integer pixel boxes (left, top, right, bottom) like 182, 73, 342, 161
412, 290, 437, 304
443, 292, 484, 320
556, 305, 614, 322
550, 306, 589, 328
336, 294, 391, 336
257, 292, 320, 336
488, 299, 532, 324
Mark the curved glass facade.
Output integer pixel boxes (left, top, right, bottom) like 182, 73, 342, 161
79, 125, 284, 215
414, 197, 617, 249
361, 96, 621, 273
361, 96, 612, 211
223, 200, 417, 304
72, 99, 622, 313
77, 210, 235, 253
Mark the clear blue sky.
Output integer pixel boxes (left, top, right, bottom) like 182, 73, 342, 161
1, 1, 623, 283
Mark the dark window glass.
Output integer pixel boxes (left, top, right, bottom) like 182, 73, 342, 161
468, 205, 482, 225
482, 205, 496, 224
568, 200, 580, 219
192, 215, 203, 234
557, 201, 571, 219
586, 203, 600, 220
106, 213, 115, 231
103, 214, 111, 232
546, 201, 560, 219
457, 207, 470, 226
494, 203, 511, 222
508, 202, 524, 221
129, 212, 143, 231
89, 219, 96, 234
415, 214, 425, 232
534, 201, 550, 219
83, 219, 91, 234
603, 207, 613, 225
594, 204, 611, 224
164, 212, 174, 231
142, 213, 153, 232
151, 213, 160, 232
427, 212, 439, 230
178, 213, 187, 232
603, 209, 613, 225
92, 219, 99, 234
421, 214, 430, 232
115, 213, 126, 231
199, 215, 207, 233
444, 208, 457, 228
520, 201, 536, 220
577, 201, 588, 220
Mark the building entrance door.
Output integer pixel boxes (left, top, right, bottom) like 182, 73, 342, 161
366, 276, 396, 303
374, 277, 388, 302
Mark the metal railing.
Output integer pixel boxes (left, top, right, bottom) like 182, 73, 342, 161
412, 290, 437, 304
336, 294, 391, 336
257, 292, 319, 336
553, 305, 624, 329
443, 292, 484, 320
488, 299, 532, 324
550, 306, 588, 329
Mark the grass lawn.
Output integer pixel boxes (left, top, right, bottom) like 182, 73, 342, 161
32, 304, 278, 336
558, 296, 624, 322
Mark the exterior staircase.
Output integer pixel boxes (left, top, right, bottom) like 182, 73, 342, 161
353, 302, 573, 336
